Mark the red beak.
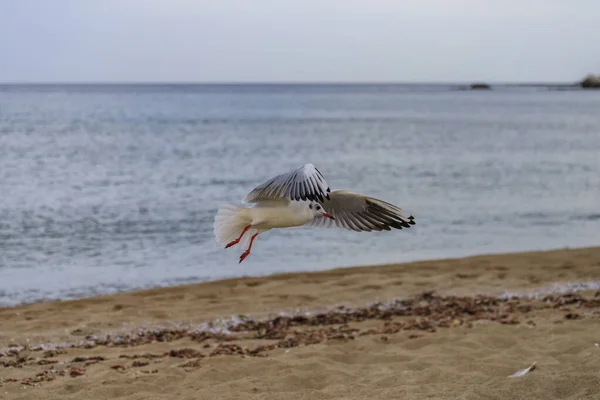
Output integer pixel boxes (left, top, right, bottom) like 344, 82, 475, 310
322, 212, 335, 220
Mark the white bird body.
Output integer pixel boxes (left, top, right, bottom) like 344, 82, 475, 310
214, 163, 415, 263
250, 200, 314, 230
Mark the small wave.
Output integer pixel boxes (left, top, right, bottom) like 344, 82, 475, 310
415, 170, 437, 178
207, 178, 255, 186
573, 213, 600, 222
0, 273, 218, 307
519, 212, 548, 219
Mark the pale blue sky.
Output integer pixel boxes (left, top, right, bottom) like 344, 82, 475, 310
1, 0, 598, 83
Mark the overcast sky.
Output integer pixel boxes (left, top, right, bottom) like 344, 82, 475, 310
1, 0, 598, 83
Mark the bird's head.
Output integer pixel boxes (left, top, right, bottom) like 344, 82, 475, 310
308, 202, 334, 219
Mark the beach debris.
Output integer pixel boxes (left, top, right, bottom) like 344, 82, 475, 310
178, 359, 202, 369
84, 360, 101, 367
110, 364, 125, 371
140, 369, 159, 374
507, 362, 536, 378
4, 290, 600, 360
131, 361, 149, 367
119, 353, 162, 359
36, 359, 58, 366
69, 367, 85, 377
43, 349, 66, 358
3, 290, 600, 388
34, 370, 56, 382
210, 343, 247, 357
71, 356, 105, 363
0, 360, 21, 368
166, 348, 204, 358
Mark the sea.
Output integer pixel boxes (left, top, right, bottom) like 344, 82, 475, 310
0, 83, 599, 306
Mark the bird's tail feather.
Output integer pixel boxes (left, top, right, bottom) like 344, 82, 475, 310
213, 205, 256, 249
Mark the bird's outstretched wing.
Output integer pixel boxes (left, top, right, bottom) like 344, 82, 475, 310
243, 163, 331, 203
305, 190, 415, 232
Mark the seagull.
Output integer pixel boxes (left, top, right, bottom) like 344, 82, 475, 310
213, 163, 415, 263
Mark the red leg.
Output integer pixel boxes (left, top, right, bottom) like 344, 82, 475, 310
225, 225, 251, 249
239, 232, 259, 263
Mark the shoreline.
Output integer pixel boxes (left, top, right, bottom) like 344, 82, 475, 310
1, 246, 598, 331
1, 244, 595, 309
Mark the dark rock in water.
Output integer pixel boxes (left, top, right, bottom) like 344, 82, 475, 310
469, 83, 491, 90
580, 74, 600, 89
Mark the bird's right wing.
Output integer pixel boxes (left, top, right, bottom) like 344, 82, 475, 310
243, 163, 331, 203
305, 190, 415, 232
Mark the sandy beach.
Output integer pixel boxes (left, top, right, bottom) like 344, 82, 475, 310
1, 246, 600, 399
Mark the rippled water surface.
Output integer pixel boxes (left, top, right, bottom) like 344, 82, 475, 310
1, 84, 599, 305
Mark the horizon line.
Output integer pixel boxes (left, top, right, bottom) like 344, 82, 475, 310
0, 80, 583, 86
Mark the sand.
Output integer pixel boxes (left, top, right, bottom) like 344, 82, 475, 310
1, 246, 600, 399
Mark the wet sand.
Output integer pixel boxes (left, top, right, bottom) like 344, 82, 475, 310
1, 246, 600, 399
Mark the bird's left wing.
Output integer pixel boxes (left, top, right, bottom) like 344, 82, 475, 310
243, 163, 331, 203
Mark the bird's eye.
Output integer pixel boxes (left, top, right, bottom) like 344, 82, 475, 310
309, 204, 313, 209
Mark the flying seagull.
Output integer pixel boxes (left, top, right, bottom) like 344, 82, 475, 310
213, 163, 415, 263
